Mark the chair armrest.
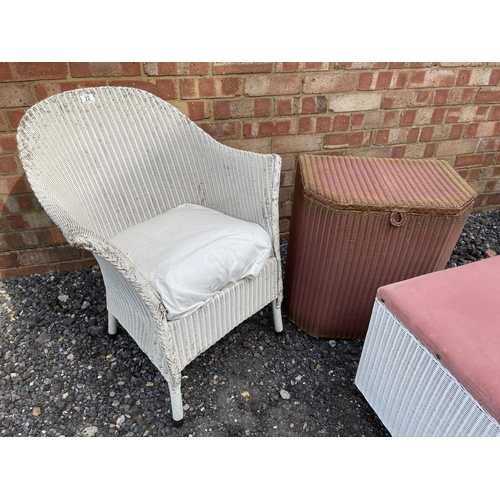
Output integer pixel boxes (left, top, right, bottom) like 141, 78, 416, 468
193, 143, 281, 230
181, 137, 282, 267
70, 230, 165, 312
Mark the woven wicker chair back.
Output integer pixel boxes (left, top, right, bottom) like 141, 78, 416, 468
18, 86, 277, 241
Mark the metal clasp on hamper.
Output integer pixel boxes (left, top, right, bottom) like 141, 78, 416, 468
390, 211, 406, 227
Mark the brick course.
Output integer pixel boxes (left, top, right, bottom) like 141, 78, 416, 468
0, 63, 68, 82
144, 62, 210, 76
0, 84, 36, 108
70, 62, 141, 78
110, 79, 177, 100
244, 75, 301, 96
181, 77, 242, 99
1, 62, 500, 276
330, 93, 382, 112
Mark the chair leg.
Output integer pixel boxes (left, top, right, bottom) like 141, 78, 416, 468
272, 299, 283, 333
108, 312, 118, 335
167, 378, 184, 427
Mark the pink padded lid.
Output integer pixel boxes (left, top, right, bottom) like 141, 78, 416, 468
377, 256, 500, 422
299, 154, 476, 214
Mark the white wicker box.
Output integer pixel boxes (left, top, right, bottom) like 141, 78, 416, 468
355, 298, 500, 437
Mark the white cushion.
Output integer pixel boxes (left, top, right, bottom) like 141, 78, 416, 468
110, 204, 273, 320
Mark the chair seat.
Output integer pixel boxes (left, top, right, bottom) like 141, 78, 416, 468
111, 204, 273, 320
377, 256, 500, 423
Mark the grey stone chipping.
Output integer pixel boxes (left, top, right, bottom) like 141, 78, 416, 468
0, 211, 499, 437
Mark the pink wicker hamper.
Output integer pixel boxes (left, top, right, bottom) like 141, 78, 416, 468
284, 154, 477, 339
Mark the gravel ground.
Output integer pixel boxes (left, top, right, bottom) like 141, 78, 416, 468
1, 211, 499, 438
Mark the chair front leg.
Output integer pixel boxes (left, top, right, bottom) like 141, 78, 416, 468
167, 378, 184, 427
272, 299, 283, 333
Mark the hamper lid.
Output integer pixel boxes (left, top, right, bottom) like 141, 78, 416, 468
299, 154, 477, 215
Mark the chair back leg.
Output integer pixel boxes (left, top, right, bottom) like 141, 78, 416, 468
272, 300, 283, 332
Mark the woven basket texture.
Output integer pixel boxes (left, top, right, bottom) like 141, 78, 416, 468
355, 299, 500, 437
17, 86, 283, 422
285, 154, 476, 339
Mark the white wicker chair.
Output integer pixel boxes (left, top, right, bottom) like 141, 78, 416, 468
17, 86, 283, 426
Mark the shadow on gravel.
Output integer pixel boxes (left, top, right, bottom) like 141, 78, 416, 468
0, 268, 389, 437
1, 211, 499, 437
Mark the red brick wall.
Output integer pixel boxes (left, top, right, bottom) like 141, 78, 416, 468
1, 62, 500, 278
